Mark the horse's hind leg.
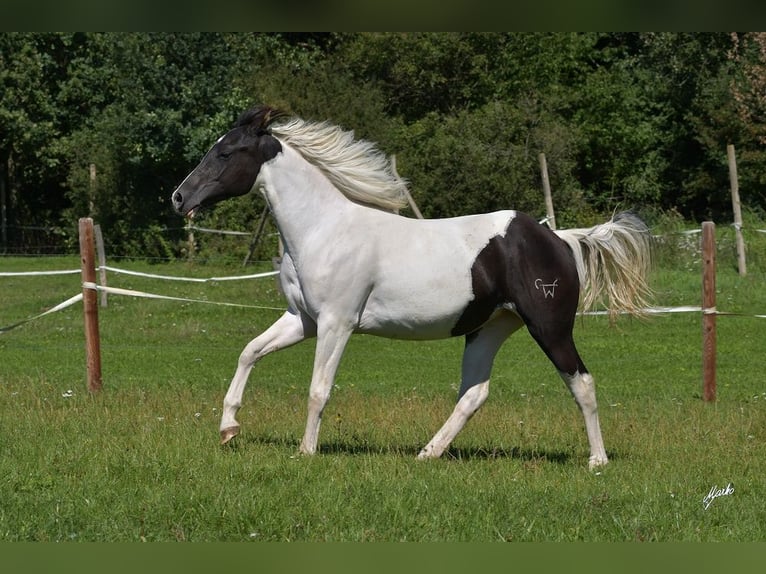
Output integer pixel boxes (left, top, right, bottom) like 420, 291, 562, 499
526, 323, 608, 469
418, 311, 523, 459
559, 368, 608, 469
220, 310, 316, 444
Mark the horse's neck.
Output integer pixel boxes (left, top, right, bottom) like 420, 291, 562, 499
259, 145, 352, 253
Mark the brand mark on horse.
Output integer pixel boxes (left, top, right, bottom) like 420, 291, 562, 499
535, 278, 559, 299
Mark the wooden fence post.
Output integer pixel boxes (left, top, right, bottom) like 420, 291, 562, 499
89, 163, 96, 216
727, 144, 747, 276
390, 155, 424, 219
79, 217, 103, 393
94, 223, 108, 307
701, 221, 716, 402
1, 158, 7, 252
186, 219, 195, 260
538, 152, 556, 230
243, 204, 270, 266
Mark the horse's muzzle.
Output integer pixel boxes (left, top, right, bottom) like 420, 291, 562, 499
172, 190, 197, 218
171, 190, 184, 213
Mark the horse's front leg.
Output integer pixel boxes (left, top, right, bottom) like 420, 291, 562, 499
298, 321, 353, 455
220, 310, 314, 444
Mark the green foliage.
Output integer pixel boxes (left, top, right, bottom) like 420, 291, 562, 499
400, 100, 584, 221
3, 33, 766, 256
341, 33, 502, 121
0, 33, 65, 237
572, 62, 670, 210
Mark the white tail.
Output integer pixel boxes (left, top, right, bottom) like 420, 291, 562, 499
556, 212, 653, 319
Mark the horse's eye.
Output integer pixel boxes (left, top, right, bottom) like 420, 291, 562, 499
218, 150, 233, 160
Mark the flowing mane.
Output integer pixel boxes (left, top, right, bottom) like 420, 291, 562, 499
269, 116, 409, 211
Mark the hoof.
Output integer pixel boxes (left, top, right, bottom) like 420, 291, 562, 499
588, 456, 609, 470
298, 446, 315, 456
220, 426, 240, 445
416, 446, 436, 460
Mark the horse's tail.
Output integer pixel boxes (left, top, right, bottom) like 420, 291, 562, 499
554, 212, 653, 320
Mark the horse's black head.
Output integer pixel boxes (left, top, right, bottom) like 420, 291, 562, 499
171, 105, 286, 218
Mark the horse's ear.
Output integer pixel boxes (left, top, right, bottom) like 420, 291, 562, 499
238, 105, 287, 136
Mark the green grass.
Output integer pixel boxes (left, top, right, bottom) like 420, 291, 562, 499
1, 249, 766, 541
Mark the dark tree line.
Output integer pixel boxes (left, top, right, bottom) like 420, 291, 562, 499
2, 32, 765, 257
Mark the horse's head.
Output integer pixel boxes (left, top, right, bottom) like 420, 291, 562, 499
171, 105, 286, 218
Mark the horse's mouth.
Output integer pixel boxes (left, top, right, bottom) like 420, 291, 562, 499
182, 203, 203, 219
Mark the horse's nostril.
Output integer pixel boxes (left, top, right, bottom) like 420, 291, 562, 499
172, 190, 182, 206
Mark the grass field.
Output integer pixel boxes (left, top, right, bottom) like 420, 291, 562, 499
1, 231, 765, 541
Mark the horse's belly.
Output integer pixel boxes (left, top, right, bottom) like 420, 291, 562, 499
355, 312, 463, 340
354, 216, 515, 339
355, 280, 473, 340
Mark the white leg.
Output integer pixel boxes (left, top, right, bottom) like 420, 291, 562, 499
298, 322, 353, 455
560, 371, 608, 469
219, 310, 315, 444
418, 312, 522, 459
417, 382, 490, 459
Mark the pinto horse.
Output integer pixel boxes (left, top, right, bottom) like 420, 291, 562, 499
171, 106, 652, 469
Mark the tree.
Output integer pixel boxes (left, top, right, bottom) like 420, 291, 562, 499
634, 32, 738, 220
728, 33, 766, 214
3, 33, 766, 258
0, 33, 65, 252
58, 33, 265, 256
571, 56, 672, 211
400, 99, 586, 223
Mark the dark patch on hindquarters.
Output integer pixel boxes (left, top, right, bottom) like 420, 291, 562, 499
450, 229, 513, 337
450, 212, 586, 375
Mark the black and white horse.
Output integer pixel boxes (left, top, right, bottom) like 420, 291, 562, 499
172, 106, 652, 469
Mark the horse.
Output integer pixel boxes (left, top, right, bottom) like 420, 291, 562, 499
171, 105, 652, 469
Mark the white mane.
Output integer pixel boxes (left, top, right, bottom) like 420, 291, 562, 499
270, 117, 409, 211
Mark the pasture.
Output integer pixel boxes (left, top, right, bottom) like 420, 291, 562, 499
1, 238, 765, 542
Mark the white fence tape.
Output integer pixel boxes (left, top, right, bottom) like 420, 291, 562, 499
187, 225, 253, 236
582, 306, 766, 318
1, 265, 284, 333
1, 283, 285, 334
81, 282, 285, 312
712, 310, 766, 319
0, 265, 278, 282
0, 293, 83, 333
4, 287, 765, 334
0, 269, 81, 276
581, 306, 705, 316
99, 265, 279, 283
